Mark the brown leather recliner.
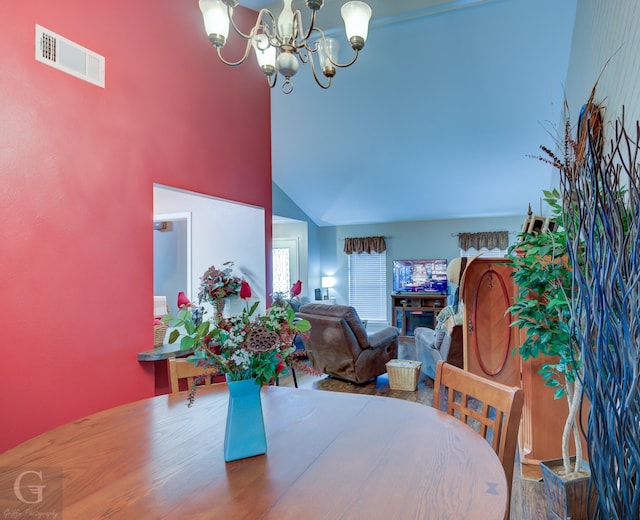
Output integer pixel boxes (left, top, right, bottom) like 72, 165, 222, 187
296, 303, 398, 384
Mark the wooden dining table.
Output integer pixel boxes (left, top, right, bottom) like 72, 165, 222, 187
0, 384, 507, 519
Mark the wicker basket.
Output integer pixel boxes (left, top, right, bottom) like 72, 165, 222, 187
154, 321, 169, 347
153, 303, 171, 347
386, 359, 422, 391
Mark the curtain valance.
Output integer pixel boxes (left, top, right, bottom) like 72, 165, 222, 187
458, 231, 509, 251
344, 236, 387, 254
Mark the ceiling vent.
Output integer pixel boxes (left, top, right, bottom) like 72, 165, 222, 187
35, 24, 105, 88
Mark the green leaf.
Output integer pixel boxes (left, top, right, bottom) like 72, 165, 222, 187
184, 320, 196, 335
294, 319, 311, 332
249, 301, 260, 316
180, 335, 196, 350
168, 329, 180, 344
196, 321, 211, 337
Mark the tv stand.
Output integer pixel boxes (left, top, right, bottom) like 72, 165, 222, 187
391, 293, 448, 339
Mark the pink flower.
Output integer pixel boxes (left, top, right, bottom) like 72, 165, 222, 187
290, 280, 302, 298
240, 281, 252, 299
177, 291, 191, 308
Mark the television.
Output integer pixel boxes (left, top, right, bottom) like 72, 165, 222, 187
392, 259, 448, 294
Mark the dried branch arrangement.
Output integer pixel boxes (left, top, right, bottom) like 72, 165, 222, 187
545, 86, 640, 519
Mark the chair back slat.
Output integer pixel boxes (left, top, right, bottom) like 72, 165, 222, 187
168, 358, 220, 394
433, 361, 524, 520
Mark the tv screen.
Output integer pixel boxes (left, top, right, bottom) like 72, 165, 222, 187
393, 259, 447, 294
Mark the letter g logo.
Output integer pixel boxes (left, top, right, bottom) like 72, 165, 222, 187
13, 470, 46, 504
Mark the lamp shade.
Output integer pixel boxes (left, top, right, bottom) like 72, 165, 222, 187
252, 34, 277, 72
199, 0, 231, 46
321, 276, 336, 288
317, 37, 339, 69
341, 1, 372, 47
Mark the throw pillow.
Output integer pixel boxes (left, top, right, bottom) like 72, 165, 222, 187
434, 328, 447, 350
436, 305, 455, 326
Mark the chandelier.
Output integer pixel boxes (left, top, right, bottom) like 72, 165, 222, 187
198, 0, 373, 94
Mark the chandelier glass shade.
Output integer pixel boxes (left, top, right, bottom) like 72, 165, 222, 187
198, 0, 372, 93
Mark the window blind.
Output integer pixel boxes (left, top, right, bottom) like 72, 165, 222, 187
272, 247, 291, 294
459, 247, 508, 258
348, 251, 387, 322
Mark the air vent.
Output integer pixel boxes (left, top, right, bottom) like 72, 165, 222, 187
35, 24, 105, 88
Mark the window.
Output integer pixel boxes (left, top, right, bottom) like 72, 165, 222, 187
272, 238, 299, 295
348, 251, 387, 322
272, 247, 291, 294
459, 247, 508, 259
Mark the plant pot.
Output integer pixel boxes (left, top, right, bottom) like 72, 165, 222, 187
539, 457, 596, 520
224, 377, 267, 462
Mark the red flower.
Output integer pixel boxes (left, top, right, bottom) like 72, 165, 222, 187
275, 354, 285, 374
290, 280, 302, 297
240, 281, 252, 299
177, 291, 191, 308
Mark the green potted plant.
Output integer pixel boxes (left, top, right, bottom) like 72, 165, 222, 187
508, 189, 591, 519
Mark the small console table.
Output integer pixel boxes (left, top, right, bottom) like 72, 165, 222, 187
137, 343, 194, 361
138, 343, 195, 395
391, 293, 448, 338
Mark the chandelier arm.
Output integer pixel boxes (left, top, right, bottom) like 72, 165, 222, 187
215, 39, 254, 67
266, 70, 278, 89
310, 68, 331, 89
329, 48, 360, 69
227, 7, 274, 41
301, 25, 324, 54
312, 31, 361, 69
298, 8, 318, 43
308, 51, 331, 89
297, 45, 310, 65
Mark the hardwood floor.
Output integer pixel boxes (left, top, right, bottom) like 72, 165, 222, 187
278, 349, 552, 520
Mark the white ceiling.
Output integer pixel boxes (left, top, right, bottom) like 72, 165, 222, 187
242, 0, 578, 226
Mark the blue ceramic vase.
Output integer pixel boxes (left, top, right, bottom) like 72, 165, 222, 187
224, 376, 267, 462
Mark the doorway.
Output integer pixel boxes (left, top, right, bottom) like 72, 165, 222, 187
272, 237, 300, 295
153, 212, 192, 316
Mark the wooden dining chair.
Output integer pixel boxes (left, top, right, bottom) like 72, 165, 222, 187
167, 358, 221, 394
433, 360, 524, 520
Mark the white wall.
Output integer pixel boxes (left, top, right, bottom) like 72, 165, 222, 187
153, 184, 266, 314
565, 0, 640, 127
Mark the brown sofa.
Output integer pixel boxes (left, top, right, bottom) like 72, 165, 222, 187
296, 303, 398, 384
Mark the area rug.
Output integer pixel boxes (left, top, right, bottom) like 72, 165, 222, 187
288, 340, 435, 407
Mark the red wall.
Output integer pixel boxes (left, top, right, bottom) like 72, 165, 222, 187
0, 0, 272, 452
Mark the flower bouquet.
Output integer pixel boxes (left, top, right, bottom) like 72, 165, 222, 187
197, 261, 242, 319
164, 271, 311, 405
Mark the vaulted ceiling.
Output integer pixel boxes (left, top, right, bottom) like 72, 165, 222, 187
242, 0, 577, 226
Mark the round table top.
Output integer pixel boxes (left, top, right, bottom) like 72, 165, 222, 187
0, 384, 507, 519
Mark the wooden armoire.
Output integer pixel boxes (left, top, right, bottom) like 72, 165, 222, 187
460, 257, 572, 463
